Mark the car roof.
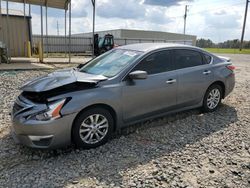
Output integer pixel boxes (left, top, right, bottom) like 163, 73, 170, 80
117, 43, 202, 52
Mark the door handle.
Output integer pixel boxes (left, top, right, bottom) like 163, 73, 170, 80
203, 70, 211, 75
166, 79, 177, 84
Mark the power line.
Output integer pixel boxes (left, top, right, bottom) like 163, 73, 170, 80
188, 2, 244, 16
168, 1, 245, 37
167, 1, 245, 20
144, 0, 230, 7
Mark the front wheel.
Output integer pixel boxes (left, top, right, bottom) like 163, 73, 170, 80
202, 84, 223, 113
72, 108, 114, 149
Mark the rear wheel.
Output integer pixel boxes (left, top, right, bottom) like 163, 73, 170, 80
72, 108, 114, 149
202, 84, 222, 113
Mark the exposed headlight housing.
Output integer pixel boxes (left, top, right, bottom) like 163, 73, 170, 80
35, 99, 66, 121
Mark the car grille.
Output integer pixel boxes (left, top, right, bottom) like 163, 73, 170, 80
13, 102, 24, 114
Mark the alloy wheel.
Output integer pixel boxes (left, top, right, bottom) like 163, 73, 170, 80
79, 114, 109, 144
207, 88, 221, 110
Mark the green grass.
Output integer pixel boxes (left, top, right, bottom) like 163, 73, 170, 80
204, 48, 250, 54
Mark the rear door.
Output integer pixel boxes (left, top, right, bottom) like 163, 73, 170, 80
122, 50, 178, 122
173, 49, 214, 107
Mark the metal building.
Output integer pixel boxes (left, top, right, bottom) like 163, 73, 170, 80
0, 9, 32, 57
74, 29, 197, 46
0, 0, 73, 62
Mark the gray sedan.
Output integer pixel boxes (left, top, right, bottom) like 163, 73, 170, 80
11, 43, 235, 149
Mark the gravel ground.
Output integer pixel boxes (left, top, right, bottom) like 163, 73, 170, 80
0, 54, 250, 188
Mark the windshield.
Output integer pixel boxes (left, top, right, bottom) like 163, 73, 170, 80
79, 49, 142, 78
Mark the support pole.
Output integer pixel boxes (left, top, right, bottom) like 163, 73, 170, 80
65, 9, 67, 57
6, 0, 10, 62
92, 0, 96, 57
184, 5, 188, 35
69, 1, 71, 63
57, 21, 59, 35
183, 5, 188, 45
23, 0, 26, 57
240, 0, 249, 51
40, 5, 44, 63
29, 3, 31, 16
29, 4, 33, 57
0, 0, 2, 40
0, 0, 2, 63
45, 3, 48, 57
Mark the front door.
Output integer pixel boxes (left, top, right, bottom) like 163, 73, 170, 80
121, 50, 178, 123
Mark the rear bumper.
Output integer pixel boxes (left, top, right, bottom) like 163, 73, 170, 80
224, 73, 235, 98
11, 113, 76, 149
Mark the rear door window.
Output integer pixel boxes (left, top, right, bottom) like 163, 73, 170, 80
133, 50, 173, 75
173, 49, 204, 69
203, 53, 212, 64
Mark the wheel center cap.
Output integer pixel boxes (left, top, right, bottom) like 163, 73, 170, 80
92, 126, 98, 132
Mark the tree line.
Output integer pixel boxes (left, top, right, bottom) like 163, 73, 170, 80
196, 38, 250, 49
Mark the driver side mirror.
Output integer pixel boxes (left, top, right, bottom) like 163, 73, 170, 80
129, 70, 148, 80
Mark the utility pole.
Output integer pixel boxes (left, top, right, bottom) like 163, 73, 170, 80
184, 5, 188, 35
57, 21, 60, 36
240, 0, 249, 51
91, 0, 96, 57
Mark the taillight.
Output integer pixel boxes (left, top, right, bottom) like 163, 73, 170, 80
226, 65, 235, 71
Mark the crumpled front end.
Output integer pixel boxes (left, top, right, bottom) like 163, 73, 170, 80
11, 68, 107, 149
11, 94, 76, 149
20, 68, 107, 92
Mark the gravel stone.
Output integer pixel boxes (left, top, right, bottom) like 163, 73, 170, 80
72, 180, 79, 184
0, 54, 250, 187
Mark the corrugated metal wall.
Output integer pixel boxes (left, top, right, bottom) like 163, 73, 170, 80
120, 29, 197, 46
33, 35, 93, 53
33, 35, 193, 53
0, 15, 30, 57
74, 29, 197, 46
73, 30, 122, 38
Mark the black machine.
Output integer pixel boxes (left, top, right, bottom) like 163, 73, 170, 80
94, 34, 114, 56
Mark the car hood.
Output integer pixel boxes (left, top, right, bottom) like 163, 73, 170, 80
20, 68, 108, 92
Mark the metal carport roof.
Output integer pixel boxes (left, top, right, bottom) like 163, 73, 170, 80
1, 0, 73, 63
1, 0, 96, 63
4, 0, 70, 10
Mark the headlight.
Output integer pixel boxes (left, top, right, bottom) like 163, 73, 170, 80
35, 99, 66, 121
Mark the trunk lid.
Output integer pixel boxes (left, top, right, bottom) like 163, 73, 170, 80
218, 56, 231, 62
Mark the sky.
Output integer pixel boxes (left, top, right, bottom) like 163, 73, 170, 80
1, 0, 249, 43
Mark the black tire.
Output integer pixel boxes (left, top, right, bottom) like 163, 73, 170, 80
72, 108, 114, 149
202, 84, 223, 113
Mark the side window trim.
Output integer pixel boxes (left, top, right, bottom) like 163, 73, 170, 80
131, 49, 174, 75
121, 49, 174, 82
202, 53, 213, 64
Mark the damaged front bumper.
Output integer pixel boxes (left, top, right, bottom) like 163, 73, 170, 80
11, 114, 76, 149
11, 95, 76, 149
